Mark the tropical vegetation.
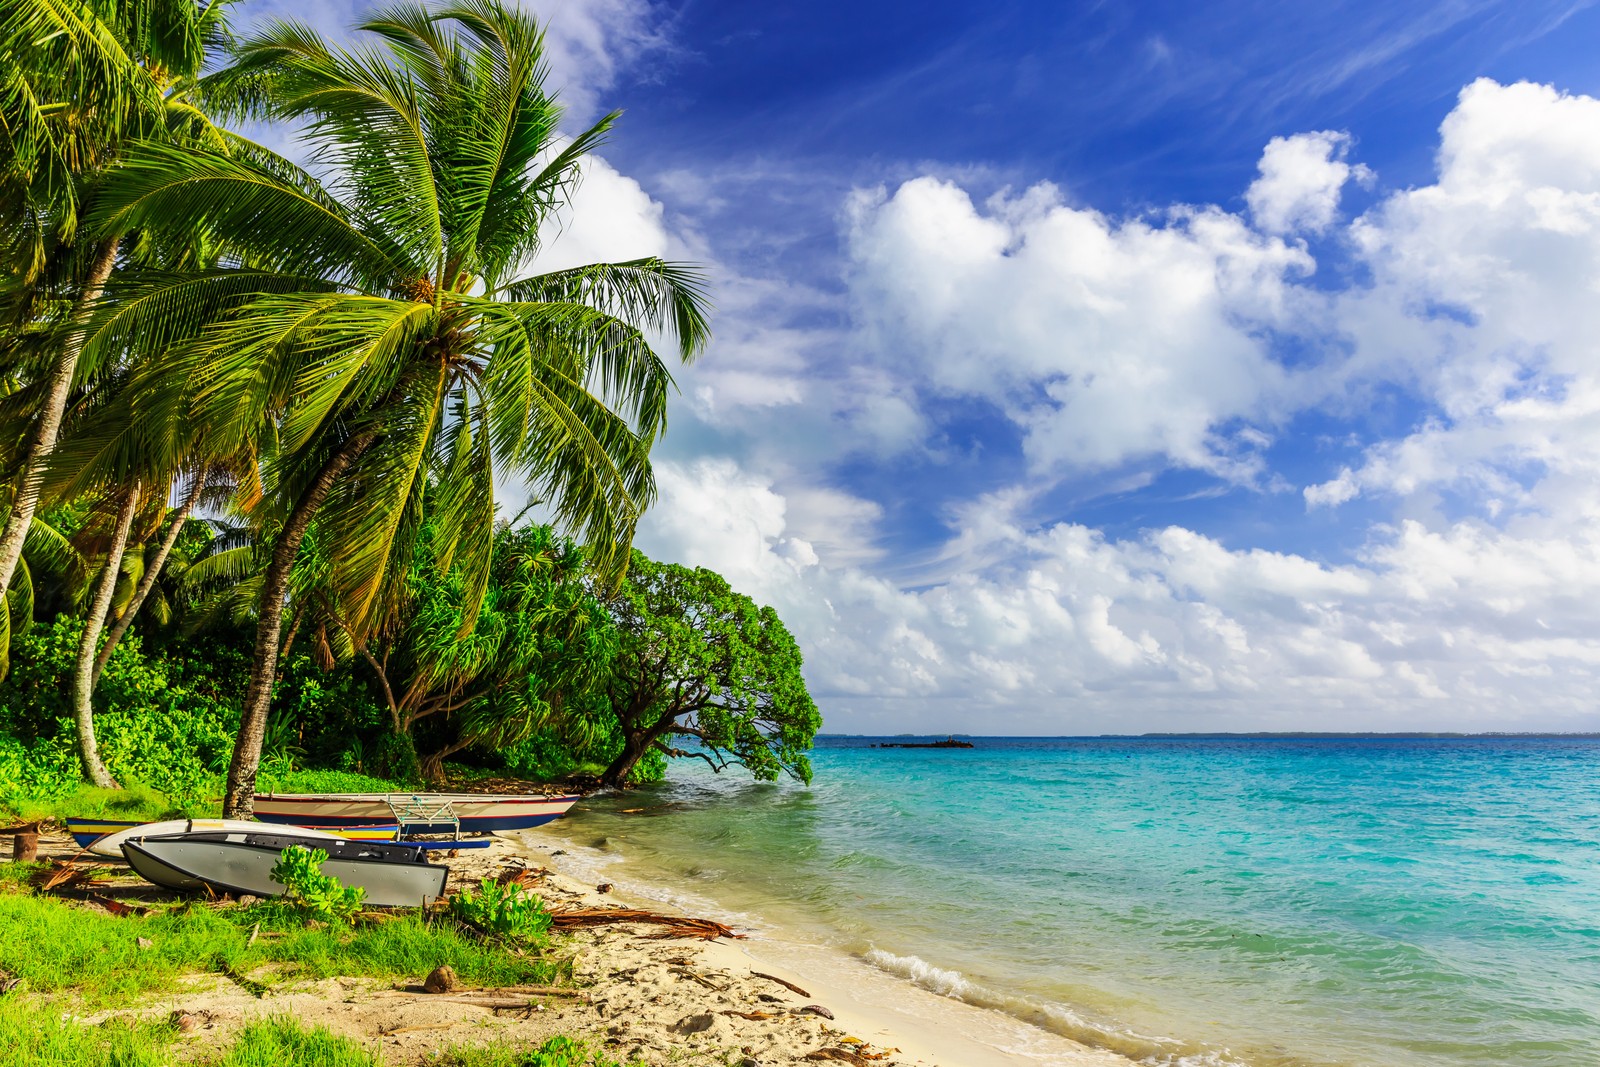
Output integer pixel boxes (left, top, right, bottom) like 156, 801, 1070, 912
0, 0, 820, 816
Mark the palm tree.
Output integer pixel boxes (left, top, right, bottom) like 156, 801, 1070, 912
89, 0, 710, 816
0, 0, 234, 619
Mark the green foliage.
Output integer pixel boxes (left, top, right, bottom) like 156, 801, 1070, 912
0, 616, 235, 801
270, 846, 365, 926
449, 878, 552, 943
0, 1000, 176, 1067
446, 1036, 639, 1067
599, 551, 822, 787
256, 768, 405, 797
0, 889, 559, 1007
0, 782, 201, 825
218, 1018, 380, 1067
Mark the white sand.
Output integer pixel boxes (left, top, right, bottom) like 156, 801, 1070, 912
34, 829, 1137, 1066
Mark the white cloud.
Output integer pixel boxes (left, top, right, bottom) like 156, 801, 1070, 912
639, 456, 1600, 733
1246, 130, 1372, 235
628, 78, 1600, 734
844, 178, 1313, 480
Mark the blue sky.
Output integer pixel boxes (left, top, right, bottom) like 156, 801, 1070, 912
258, 0, 1600, 734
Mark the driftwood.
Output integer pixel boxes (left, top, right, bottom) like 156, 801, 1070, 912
29, 861, 101, 892
389, 983, 583, 998
547, 907, 741, 940
750, 971, 810, 998
805, 1049, 875, 1065
721, 1009, 780, 1020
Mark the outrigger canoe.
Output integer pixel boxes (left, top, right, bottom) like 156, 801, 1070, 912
69, 817, 398, 852
123, 830, 446, 906
252, 792, 580, 835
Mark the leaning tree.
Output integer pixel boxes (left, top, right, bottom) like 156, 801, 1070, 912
599, 551, 821, 789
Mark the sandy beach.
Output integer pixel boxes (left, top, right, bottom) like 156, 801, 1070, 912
29, 828, 1133, 1066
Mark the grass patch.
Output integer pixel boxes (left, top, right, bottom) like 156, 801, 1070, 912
0, 782, 210, 825
445, 1035, 640, 1067
0, 999, 178, 1067
219, 1017, 382, 1067
255, 769, 407, 795
0, 891, 563, 1007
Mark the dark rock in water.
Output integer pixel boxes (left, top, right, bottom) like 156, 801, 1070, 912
873, 736, 974, 749
597, 882, 613, 894
423, 965, 457, 993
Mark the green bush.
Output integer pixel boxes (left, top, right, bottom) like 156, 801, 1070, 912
270, 846, 365, 926
448, 877, 551, 942
0, 617, 236, 802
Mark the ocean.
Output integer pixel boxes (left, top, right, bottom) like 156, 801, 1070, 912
530, 736, 1600, 1067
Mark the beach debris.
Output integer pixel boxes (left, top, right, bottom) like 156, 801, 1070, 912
0, 968, 22, 996
424, 965, 458, 993
597, 882, 613, 893
669, 965, 726, 991
247, 922, 261, 947
387, 983, 583, 998
669, 1012, 716, 1035
798, 1005, 835, 1020
722, 1009, 780, 1021
804, 1049, 873, 1065
548, 907, 740, 940
29, 860, 101, 892
551, 849, 566, 856
89, 893, 150, 917
496, 866, 544, 887
238, 894, 259, 906
751, 971, 811, 998
620, 808, 646, 814
381, 1022, 458, 1035
136, 937, 153, 950
169, 1009, 214, 1032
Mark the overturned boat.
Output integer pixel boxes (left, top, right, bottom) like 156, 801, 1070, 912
122, 830, 447, 906
252, 792, 581, 835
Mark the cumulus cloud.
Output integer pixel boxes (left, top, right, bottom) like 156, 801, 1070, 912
1246, 130, 1372, 234
626, 78, 1600, 733
638, 456, 1600, 733
844, 178, 1313, 480
1308, 79, 1600, 510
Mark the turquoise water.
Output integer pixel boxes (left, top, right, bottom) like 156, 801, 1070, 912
545, 737, 1600, 1067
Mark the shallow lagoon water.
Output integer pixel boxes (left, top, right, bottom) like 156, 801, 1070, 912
542, 737, 1600, 1067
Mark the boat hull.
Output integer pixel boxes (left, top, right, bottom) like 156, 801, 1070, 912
68, 817, 398, 850
123, 832, 446, 907
252, 792, 580, 834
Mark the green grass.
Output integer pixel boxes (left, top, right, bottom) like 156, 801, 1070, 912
0, 1000, 178, 1067
0, 769, 411, 827
255, 769, 407, 795
1, 782, 210, 825
220, 1018, 382, 1067
0, 1006, 383, 1067
444, 1036, 641, 1067
0, 891, 563, 1007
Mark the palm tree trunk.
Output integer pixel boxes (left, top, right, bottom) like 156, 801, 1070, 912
222, 432, 376, 818
91, 473, 207, 687
0, 237, 118, 603
72, 480, 140, 789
